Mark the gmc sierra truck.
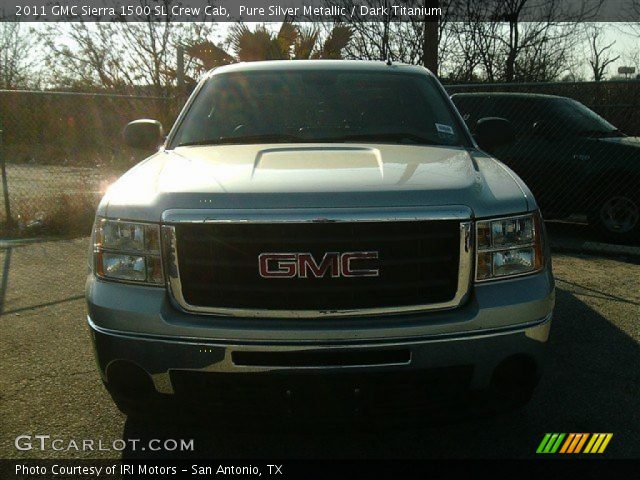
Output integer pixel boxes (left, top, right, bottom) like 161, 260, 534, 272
86, 61, 555, 419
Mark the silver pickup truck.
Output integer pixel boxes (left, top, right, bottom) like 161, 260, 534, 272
86, 61, 554, 419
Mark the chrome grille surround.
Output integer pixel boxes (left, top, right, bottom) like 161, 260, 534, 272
161, 207, 473, 318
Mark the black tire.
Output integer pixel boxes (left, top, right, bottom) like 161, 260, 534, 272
106, 383, 169, 419
589, 190, 640, 244
111, 396, 156, 419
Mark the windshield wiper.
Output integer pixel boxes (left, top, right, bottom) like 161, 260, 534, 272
317, 132, 443, 145
177, 134, 306, 147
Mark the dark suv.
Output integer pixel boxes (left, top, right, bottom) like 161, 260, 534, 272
452, 92, 640, 243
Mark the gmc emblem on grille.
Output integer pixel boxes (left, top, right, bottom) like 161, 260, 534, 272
258, 252, 379, 279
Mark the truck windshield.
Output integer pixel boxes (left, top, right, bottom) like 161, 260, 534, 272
551, 98, 623, 137
170, 70, 470, 148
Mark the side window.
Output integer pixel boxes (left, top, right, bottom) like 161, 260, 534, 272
490, 98, 537, 137
452, 96, 489, 133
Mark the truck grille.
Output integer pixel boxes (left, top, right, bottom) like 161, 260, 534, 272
170, 220, 463, 314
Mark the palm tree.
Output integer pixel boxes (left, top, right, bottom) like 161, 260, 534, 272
187, 21, 353, 70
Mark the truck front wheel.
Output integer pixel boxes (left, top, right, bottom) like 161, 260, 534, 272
589, 190, 640, 244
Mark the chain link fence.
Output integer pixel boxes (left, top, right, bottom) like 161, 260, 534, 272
0, 90, 180, 237
1, 80, 639, 244
446, 80, 640, 245
1, 75, 638, 458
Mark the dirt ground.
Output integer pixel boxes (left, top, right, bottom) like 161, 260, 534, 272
0, 239, 638, 459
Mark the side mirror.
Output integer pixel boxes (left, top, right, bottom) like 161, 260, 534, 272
475, 117, 515, 152
123, 119, 163, 150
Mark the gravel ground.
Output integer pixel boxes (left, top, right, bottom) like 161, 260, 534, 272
0, 238, 638, 459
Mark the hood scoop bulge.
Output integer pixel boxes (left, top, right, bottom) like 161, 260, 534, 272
251, 146, 384, 182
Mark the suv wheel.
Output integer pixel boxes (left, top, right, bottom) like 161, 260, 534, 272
590, 192, 640, 243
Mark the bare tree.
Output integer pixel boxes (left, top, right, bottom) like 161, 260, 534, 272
623, 3, 640, 36
40, 4, 216, 95
623, 49, 640, 71
613, 14, 639, 78
439, 26, 482, 82
586, 25, 620, 81
315, 0, 455, 75
490, 0, 588, 82
316, 0, 402, 62
443, 0, 589, 82
316, 0, 587, 82
336, 21, 425, 64
0, 23, 40, 89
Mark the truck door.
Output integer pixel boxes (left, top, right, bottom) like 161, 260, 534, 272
490, 97, 577, 216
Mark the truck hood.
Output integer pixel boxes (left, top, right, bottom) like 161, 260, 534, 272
102, 143, 531, 221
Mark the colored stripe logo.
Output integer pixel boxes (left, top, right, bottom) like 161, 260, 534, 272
537, 433, 613, 454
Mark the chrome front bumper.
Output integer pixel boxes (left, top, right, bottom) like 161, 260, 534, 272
87, 261, 554, 401
88, 312, 551, 396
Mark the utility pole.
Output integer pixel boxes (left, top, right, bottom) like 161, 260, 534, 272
176, 45, 185, 95
422, 0, 439, 75
1, 128, 12, 228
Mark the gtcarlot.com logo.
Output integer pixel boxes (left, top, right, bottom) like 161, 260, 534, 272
15, 435, 194, 452
536, 433, 613, 454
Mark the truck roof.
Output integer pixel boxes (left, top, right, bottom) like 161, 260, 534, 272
451, 92, 564, 101
209, 60, 433, 76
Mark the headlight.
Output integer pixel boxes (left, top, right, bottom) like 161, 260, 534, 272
475, 212, 544, 281
93, 219, 163, 285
